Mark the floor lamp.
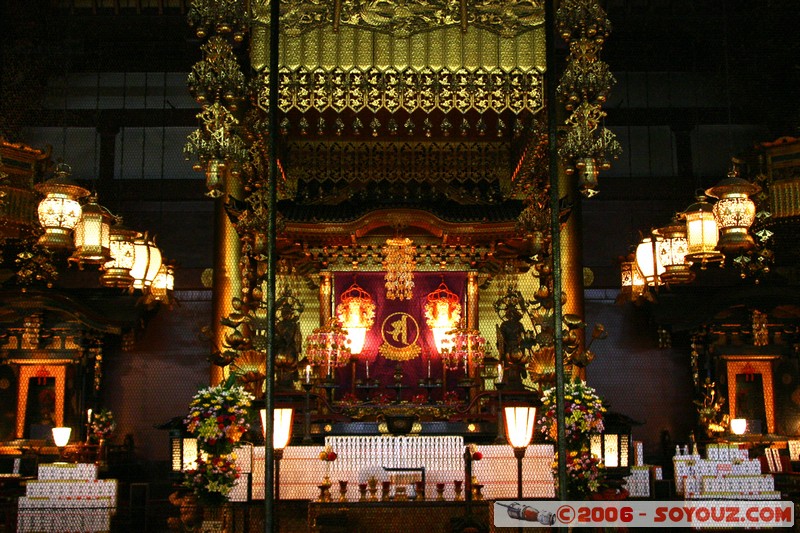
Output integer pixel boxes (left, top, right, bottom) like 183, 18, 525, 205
261, 408, 294, 501
52, 427, 72, 462
504, 406, 536, 499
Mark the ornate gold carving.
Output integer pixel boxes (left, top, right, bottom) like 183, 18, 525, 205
251, 0, 543, 38
258, 66, 541, 114
286, 140, 510, 184
380, 311, 422, 361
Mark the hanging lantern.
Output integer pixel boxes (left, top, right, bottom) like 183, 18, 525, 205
205, 159, 225, 199
424, 282, 462, 354
683, 195, 724, 266
634, 233, 664, 287
151, 263, 175, 302
656, 216, 695, 285
706, 170, 760, 254
100, 220, 139, 288
303, 319, 351, 376
576, 157, 599, 195
130, 233, 163, 291
383, 237, 416, 300
336, 283, 376, 356
619, 259, 646, 302
34, 164, 90, 250
69, 195, 112, 267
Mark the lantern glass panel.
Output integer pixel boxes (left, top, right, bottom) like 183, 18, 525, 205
38, 195, 82, 230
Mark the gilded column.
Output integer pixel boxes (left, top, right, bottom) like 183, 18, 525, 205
466, 271, 479, 330
558, 156, 586, 380
210, 167, 244, 385
319, 271, 332, 324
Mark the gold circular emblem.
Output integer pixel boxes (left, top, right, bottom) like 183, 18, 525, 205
381, 312, 420, 347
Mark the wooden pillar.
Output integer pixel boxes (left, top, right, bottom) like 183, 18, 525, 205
319, 271, 332, 324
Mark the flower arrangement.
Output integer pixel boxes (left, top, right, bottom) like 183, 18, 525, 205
411, 393, 427, 405
538, 380, 605, 444
182, 456, 239, 506
89, 408, 116, 442
339, 392, 361, 407
185, 381, 254, 456
372, 392, 391, 405
318, 445, 338, 462
182, 378, 254, 507
554, 449, 605, 498
468, 443, 483, 461
443, 391, 460, 405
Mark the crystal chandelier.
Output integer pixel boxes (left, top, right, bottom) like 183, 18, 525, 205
440, 325, 486, 371
382, 237, 416, 300
336, 282, 376, 356
304, 319, 352, 376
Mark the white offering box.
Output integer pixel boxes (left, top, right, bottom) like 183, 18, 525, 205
233, 444, 252, 473
788, 440, 800, 461
229, 473, 249, 502
633, 441, 644, 466
25, 479, 118, 507
701, 474, 774, 493
650, 465, 662, 480
624, 466, 650, 498
17, 497, 114, 532
37, 463, 98, 481
17, 463, 116, 533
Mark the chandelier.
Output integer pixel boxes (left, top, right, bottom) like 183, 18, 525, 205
440, 325, 486, 371
304, 319, 352, 376
382, 237, 416, 300
424, 282, 462, 354
335, 282, 376, 357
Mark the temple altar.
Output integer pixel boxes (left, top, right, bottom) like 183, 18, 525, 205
248, 440, 555, 501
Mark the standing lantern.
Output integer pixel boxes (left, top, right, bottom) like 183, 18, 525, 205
261, 408, 294, 501
504, 405, 536, 499
70, 194, 112, 266
34, 164, 90, 250
706, 170, 761, 254
590, 411, 632, 481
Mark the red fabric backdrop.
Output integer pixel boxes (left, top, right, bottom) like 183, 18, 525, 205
333, 272, 467, 400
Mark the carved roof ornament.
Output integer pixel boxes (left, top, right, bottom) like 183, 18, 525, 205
252, 0, 544, 38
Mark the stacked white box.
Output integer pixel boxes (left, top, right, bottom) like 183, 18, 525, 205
37, 463, 98, 480
623, 466, 650, 497
17, 463, 116, 533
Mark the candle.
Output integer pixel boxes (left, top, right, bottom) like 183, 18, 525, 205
366, 361, 369, 380
304, 364, 312, 384
496, 363, 503, 384
427, 358, 431, 379
87, 408, 92, 424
